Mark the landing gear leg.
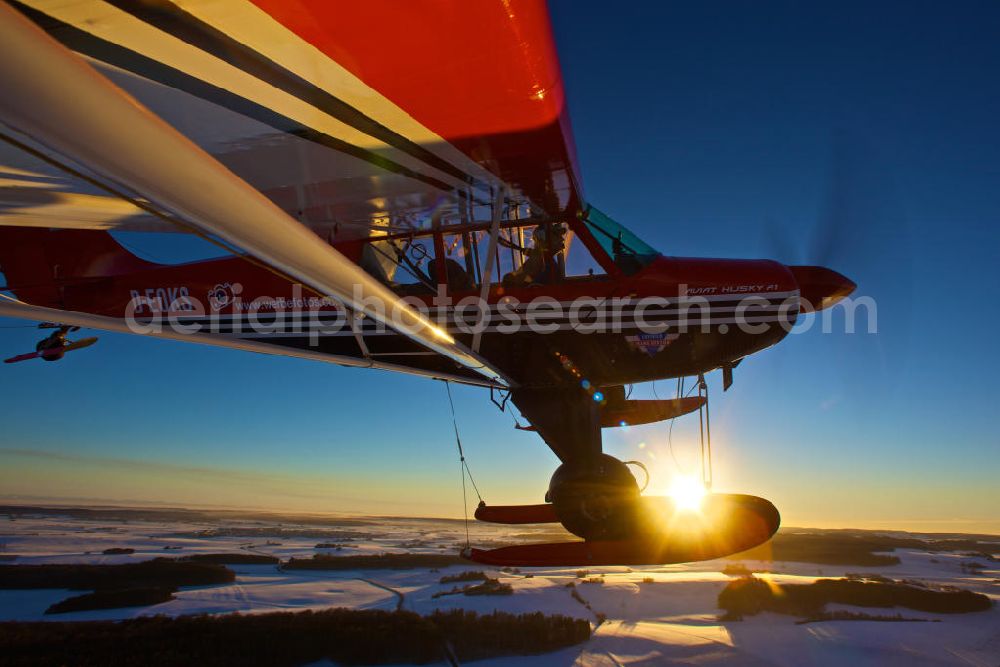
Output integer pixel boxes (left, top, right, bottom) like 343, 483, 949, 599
510, 387, 640, 540
509, 387, 601, 463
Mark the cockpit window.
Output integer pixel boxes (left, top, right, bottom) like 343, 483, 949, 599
582, 205, 660, 275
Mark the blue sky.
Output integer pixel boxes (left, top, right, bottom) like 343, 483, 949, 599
1, 1, 998, 532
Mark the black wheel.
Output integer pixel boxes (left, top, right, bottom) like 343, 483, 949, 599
36, 335, 66, 361
548, 454, 641, 540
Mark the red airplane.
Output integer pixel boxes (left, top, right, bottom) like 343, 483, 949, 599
0, 1, 854, 565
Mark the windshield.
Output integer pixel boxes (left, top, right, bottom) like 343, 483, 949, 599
582, 206, 660, 275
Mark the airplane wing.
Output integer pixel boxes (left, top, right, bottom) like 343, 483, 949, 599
0, 0, 581, 235
0, 0, 585, 385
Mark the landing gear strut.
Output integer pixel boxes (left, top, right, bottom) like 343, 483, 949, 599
34, 324, 80, 361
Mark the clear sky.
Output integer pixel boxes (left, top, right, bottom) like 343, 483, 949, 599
1, 1, 998, 533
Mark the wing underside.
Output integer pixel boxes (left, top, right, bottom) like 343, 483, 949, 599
1, 0, 582, 238
0, 0, 585, 384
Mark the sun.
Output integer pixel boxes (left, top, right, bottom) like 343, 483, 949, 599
669, 475, 707, 512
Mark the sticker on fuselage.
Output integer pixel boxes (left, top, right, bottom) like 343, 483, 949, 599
625, 332, 679, 356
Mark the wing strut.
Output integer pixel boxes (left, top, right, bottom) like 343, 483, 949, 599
0, 3, 510, 387
0, 298, 497, 387
472, 187, 505, 354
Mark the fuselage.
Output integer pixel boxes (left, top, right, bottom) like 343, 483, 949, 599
49, 251, 822, 387
2, 224, 854, 389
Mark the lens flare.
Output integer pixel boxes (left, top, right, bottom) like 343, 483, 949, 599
669, 475, 707, 512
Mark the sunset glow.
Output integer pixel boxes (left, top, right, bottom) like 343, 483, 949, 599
669, 475, 707, 512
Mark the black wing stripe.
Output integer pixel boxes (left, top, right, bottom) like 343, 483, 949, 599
103, 0, 491, 195
11, 1, 457, 194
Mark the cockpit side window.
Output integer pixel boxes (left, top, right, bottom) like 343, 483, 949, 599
358, 212, 631, 297
563, 226, 605, 278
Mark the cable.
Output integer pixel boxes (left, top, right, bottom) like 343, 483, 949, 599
659, 377, 686, 473
684, 377, 700, 397
444, 381, 483, 548
691, 374, 714, 490
653, 375, 714, 484
703, 377, 713, 489
697, 375, 706, 485
505, 400, 529, 431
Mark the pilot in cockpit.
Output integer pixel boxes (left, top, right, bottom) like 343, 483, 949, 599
502, 224, 567, 287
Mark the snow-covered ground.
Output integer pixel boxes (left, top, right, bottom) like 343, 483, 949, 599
1, 510, 998, 666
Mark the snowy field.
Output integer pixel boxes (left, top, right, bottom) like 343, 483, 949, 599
0, 507, 998, 666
